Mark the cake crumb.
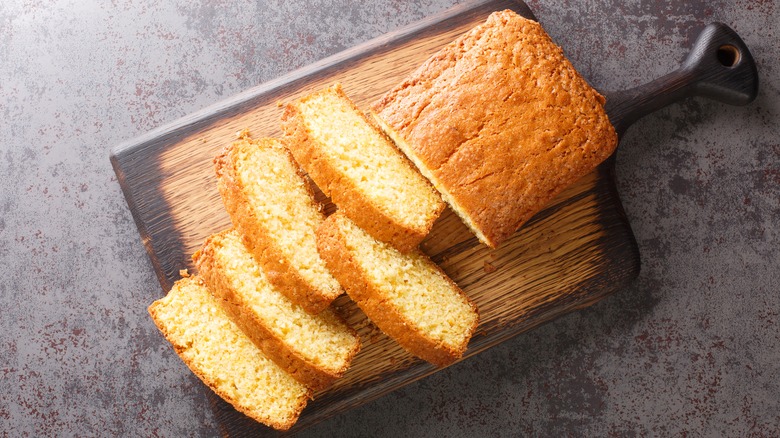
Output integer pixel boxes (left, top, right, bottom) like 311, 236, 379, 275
236, 128, 251, 139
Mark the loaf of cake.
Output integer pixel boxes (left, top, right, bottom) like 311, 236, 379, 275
214, 132, 341, 314
193, 229, 360, 390
316, 212, 479, 367
281, 83, 445, 253
148, 276, 311, 431
372, 9, 618, 248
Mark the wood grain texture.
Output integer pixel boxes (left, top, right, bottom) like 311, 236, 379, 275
604, 22, 758, 135
111, 0, 641, 435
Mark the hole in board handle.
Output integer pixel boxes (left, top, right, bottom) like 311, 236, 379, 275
717, 44, 741, 67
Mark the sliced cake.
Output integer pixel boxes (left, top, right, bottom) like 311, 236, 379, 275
316, 212, 479, 367
281, 83, 445, 253
372, 10, 618, 248
215, 132, 341, 314
193, 229, 360, 390
148, 276, 311, 431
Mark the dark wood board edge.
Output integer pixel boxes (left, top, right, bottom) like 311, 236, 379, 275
109, 154, 172, 292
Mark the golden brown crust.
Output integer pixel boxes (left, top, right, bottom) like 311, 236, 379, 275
214, 137, 340, 314
372, 10, 618, 248
192, 231, 359, 391
316, 213, 478, 367
148, 277, 311, 431
281, 83, 444, 253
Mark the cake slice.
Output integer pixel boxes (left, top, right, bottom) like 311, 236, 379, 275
316, 212, 479, 367
281, 83, 445, 253
215, 132, 341, 314
193, 229, 360, 390
148, 276, 311, 431
372, 9, 618, 248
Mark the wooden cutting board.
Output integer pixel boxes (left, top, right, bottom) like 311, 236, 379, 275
110, 0, 757, 435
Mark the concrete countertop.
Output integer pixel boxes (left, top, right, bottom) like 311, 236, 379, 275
2, 0, 778, 435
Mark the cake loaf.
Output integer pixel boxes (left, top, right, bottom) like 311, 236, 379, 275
372, 9, 618, 248
282, 83, 445, 253
316, 212, 479, 367
148, 276, 311, 431
193, 229, 360, 390
214, 132, 341, 314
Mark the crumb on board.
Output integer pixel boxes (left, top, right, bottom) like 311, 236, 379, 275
236, 128, 251, 139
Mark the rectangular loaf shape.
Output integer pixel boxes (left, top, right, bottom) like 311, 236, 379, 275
372, 9, 618, 248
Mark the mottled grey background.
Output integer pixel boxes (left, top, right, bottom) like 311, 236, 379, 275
1, 0, 778, 436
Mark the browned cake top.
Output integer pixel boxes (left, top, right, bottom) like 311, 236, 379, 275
373, 9, 617, 247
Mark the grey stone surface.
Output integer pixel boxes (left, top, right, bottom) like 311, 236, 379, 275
1, 0, 778, 436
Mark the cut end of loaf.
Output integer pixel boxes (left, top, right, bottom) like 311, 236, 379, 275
370, 111, 498, 248
372, 10, 617, 249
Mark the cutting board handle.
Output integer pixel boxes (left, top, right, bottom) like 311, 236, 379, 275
605, 22, 759, 136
